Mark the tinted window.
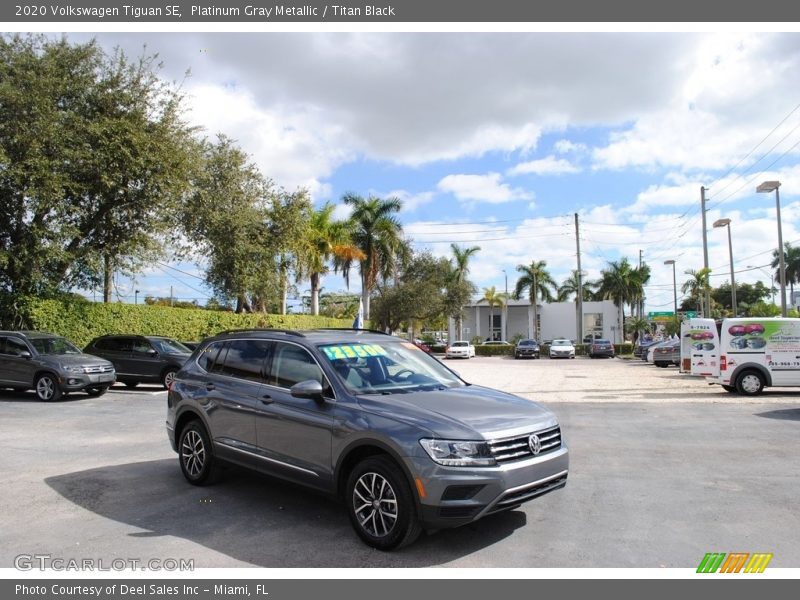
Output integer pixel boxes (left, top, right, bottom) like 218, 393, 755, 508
94, 337, 132, 352
217, 339, 271, 382
131, 338, 155, 354
29, 337, 82, 355
269, 342, 324, 389
0, 337, 30, 356
150, 338, 191, 354
198, 342, 222, 372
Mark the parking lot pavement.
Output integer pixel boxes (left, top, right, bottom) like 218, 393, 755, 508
444, 355, 800, 403
1, 363, 798, 569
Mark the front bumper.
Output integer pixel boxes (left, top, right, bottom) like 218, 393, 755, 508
60, 371, 116, 391
409, 444, 569, 530
515, 349, 540, 357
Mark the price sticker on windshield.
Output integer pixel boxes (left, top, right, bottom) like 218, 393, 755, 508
322, 344, 387, 360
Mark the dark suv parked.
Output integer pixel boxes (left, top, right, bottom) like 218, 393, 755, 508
0, 330, 115, 401
85, 335, 192, 389
167, 328, 568, 550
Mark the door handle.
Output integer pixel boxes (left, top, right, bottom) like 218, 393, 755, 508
206, 383, 216, 391
260, 394, 273, 404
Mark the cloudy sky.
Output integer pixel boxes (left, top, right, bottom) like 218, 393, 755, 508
64, 32, 800, 311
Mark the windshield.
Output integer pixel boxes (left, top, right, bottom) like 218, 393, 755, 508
552, 339, 571, 346
151, 338, 191, 354
319, 341, 464, 394
452, 342, 469, 347
30, 337, 82, 355
518, 340, 537, 346
594, 339, 611, 344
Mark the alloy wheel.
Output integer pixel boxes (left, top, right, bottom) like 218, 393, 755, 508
181, 430, 206, 477
353, 472, 398, 538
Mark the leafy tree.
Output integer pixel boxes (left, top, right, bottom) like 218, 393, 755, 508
337, 194, 408, 320
711, 281, 771, 314
181, 136, 311, 313
747, 301, 781, 317
624, 316, 653, 344
0, 34, 197, 300
370, 252, 472, 337
513, 260, 557, 341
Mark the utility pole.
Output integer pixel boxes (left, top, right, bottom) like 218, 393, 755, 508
701, 186, 710, 317
638, 249, 643, 319
575, 213, 583, 344
170, 285, 174, 308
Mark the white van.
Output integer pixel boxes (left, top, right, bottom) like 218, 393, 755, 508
688, 317, 800, 395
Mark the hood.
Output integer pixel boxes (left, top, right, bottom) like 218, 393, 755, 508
40, 353, 114, 368
356, 385, 557, 440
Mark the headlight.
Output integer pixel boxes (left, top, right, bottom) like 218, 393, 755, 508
419, 438, 496, 467
63, 366, 86, 373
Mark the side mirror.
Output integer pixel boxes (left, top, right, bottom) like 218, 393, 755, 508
146, 349, 158, 356
19, 351, 32, 359
290, 379, 324, 401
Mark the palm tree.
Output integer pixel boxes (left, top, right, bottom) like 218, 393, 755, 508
298, 203, 364, 316
481, 286, 506, 341
450, 244, 480, 339
596, 258, 638, 343
557, 269, 597, 302
771, 242, 800, 304
513, 260, 557, 341
558, 270, 598, 341
682, 268, 712, 314
338, 194, 407, 319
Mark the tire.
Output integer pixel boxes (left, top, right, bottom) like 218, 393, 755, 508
655, 362, 668, 368
178, 420, 218, 485
345, 455, 422, 551
735, 370, 765, 396
35, 373, 62, 402
85, 386, 108, 397
722, 385, 737, 393
161, 368, 179, 389
123, 381, 139, 388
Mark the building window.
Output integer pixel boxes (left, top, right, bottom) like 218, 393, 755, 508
583, 313, 603, 341
490, 313, 502, 341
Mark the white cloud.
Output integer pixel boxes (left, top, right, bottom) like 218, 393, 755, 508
507, 155, 580, 176
437, 173, 534, 204
554, 139, 588, 154
386, 190, 435, 213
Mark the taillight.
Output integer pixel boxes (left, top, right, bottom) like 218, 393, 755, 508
720, 355, 727, 371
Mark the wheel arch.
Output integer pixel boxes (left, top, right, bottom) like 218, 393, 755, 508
730, 363, 772, 387
173, 407, 210, 449
334, 439, 419, 505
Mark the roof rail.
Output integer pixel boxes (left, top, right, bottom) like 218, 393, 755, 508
314, 328, 391, 336
217, 328, 306, 338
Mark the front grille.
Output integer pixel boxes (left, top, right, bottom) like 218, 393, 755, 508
487, 426, 562, 463
488, 472, 568, 513
83, 365, 114, 374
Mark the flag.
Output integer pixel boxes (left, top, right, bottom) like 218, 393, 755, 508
353, 298, 364, 330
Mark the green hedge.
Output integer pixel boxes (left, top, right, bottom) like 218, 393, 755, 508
8, 296, 353, 348
475, 344, 515, 356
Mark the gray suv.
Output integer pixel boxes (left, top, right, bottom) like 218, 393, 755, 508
0, 331, 115, 401
167, 329, 568, 550
85, 335, 192, 389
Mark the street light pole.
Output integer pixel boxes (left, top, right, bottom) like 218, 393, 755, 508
713, 218, 737, 316
757, 181, 786, 317
700, 186, 711, 317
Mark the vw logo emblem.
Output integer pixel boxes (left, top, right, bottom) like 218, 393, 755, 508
528, 433, 541, 455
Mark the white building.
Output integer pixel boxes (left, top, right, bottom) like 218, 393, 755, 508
450, 298, 621, 343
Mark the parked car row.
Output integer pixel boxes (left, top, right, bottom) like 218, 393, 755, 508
0, 330, 194, 401
635, 337, 681, 368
